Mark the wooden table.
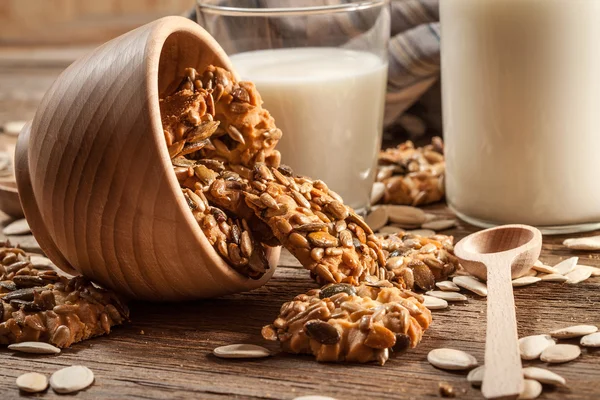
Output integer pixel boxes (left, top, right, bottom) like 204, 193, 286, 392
0, 47, 598, 400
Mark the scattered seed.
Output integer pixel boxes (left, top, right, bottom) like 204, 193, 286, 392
452, 276, 487, 297
540, 344, 581, 363
8, 342, 61, 355
564, 267, 593, 284
29, 255, 54, 267
574, 264, 600, 277
438, 382, 456, 398
532, 261, 558, 274
319, 283, 356, 299
520, 269, 538, 278
427, 348, 478, 371
422, 219, 457, 231
386, 205, 426, 226
553, 257, 578, 275
467, 365, 484, 387
549, 324, 598, 339
365, 207, 388, 232
512, 276, 541, 287
49, 366, 94, 394
538, 273, 568, 283
378, 226, 403, 235
425, 290, 467, 302
522, 367, 566, 386
16, 372, 48, 393
519, 335, 555, 360
3, 218, 31, 236
563, 236, 600, 250
580, 332, 600, 347
2, 121, 26, 136
213, 344, 270, 359
518, 379, 543, 400
406, 229, 436, 237
422, 295, 448, 310
370, 182, 385, 205
435, 280, 460, 292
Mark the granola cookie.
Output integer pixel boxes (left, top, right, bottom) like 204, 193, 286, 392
262, 282, 432, 365
0, 243, 129, 347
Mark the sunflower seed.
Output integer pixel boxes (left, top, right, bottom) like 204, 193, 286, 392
213, 344, 270, 359
467, 365, 485, 386
427, 348, 478, 371
422, 295, 448, 310
522, 367, 566, 386
564, 267, 593, 284
406, 229, 436, 237
519, 335, 555, 360
49, 366, 94, 394
8, 342, 60, 354
512, 276, 541, 287
580, 332, 600, 347
386, 205, 426, 226
549, 324, 598, 339
538, 273, 568, 282
365, 207, 388, 232
553, 257, 578, 275
563, 236, 600, 250
3, 218, 31, 235
435, 280, 460, 292
16, 372, 48, 393
371, 182, 385, 205
425, 290, 467, 302
422, 219, 457, 231
540, 344, 581, 363
518, 379, 543, 400
532, 261, 558, 274
452, 276, 487, 297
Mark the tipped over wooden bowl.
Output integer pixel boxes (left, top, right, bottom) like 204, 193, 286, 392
14, 17, 280, 301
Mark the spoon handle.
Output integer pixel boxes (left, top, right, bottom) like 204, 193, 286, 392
481, 259, 524, 400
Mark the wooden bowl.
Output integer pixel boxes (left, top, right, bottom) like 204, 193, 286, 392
14, 17, 280, 301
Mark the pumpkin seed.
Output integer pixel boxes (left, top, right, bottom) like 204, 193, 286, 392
564, 267, 593, 284
406, 229, 436, 237
467, 365, 485, 386
435, 280, 460, 292
422, 295, 448, 310
452, 276, 487, 297
549, 324, 598, 339
553, 257, 578, 275
574, 264, 600, 276
532, 261, 558, 274
304, 320, 340, 345
580, 332, 600, 347
519, 334, 555, 360
422, 219, 457, 231
425, 290, 467, 302
8, 342, 60, 355
319, 283, 356, 299
2, 120, 26, 136
213, 344, 271, 359
540, 344, 581, 363
370, 182, 385, 205
386, 205, 426, 226
365, 207, 388, 232
538, 273, 568, 283
378, 225, 403, 235
16, 372, 48, 393
518, 379, 542, 400
563, 236, 600, 250
522, 367, 566, 386
512, 276, 541, 287
49, 365, 94, 394
3, 218, 31, 236
427, 348, 478, 371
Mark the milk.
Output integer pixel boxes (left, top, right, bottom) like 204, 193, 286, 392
230, 48, 388, 210
441, 0, 600, 230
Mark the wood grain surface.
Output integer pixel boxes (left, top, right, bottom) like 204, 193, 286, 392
0, 43, 599, 400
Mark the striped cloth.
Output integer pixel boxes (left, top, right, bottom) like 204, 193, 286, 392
188, 0, 441, 134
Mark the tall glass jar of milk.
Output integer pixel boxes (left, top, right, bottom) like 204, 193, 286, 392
197, 0, 390, 213
440, 0, 600, 234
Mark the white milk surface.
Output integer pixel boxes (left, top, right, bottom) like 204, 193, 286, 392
231, 47, 387, 210
441, 0, 600, 227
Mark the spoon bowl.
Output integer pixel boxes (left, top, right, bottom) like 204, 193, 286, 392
455, 225, 542, 400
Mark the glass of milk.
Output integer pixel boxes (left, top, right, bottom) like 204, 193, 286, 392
196, 0, 390, 212
441, 0, 600, 234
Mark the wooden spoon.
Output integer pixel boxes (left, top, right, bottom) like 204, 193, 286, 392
454, 225, 542, 400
